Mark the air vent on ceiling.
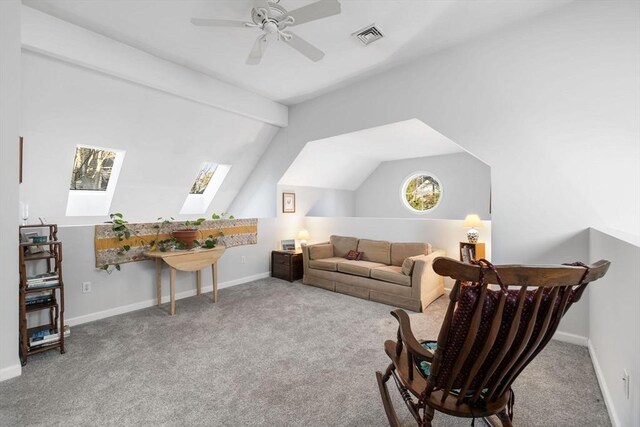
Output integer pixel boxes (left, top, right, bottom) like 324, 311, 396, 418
352, 24, 384, 46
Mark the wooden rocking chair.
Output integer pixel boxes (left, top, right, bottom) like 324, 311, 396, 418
376, 257, 610, 426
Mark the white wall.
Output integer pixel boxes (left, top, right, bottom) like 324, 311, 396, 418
53, 219, 278, 324
277, 185, 356, 218
355, 152, 490, 220
20, 51, 279, 225
231, 1, 640, 338
588, 229, 640, 427
0, 0, 22, 381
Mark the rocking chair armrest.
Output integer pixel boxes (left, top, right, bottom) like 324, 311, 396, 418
390, 309, 434, 362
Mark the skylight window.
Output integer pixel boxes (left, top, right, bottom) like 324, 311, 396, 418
189, 163, 218, 194
180, 162, 231, 215
66, 145, 125, 217
70, 147, 116, 191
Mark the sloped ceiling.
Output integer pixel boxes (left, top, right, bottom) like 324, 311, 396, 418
23, 0, 569, 104
20, 51, 279, 225
278, 119, 464, 190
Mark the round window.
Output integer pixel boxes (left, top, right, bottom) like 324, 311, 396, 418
401, 173, 442, 213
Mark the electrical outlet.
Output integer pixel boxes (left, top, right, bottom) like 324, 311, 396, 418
623, 370, 630, 399
82, 281, 92, 293
241, 256, 246, 264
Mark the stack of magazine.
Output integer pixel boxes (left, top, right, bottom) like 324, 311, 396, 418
29, 325, 70, 348
26, 272, 59, 289
25, 290, 53, 306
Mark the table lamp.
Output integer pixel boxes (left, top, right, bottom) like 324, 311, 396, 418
463, 214, 483, 243
296, 229, 310, 246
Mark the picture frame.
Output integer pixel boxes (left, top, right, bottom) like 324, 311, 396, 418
281, 239, 295, 251
19, 136, 23, 184
282, 192, 295, 213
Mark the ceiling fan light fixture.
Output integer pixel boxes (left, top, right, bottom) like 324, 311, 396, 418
191, 0, 341, 64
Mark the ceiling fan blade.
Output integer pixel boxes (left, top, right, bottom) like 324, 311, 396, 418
282, 0, 341, 26
282, 32, 324, 62
246, 35, 269, 65
190, 18, 249, 28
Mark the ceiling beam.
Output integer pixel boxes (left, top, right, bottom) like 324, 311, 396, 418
21, 5, 288, 127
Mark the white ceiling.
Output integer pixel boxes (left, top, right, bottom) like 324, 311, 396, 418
23, 0, 569, 105
279, 118, 465, 190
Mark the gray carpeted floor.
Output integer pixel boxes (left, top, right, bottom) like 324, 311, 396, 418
0, 278, 610, 426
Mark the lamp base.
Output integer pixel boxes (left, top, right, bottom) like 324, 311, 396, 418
467, 229, 479, 243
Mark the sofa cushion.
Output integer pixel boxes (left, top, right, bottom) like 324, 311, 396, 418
330, 235, 359, 258
346, 250, 363, 261
391, 243, 431, 266
309, 243, 334, 260
309, 257, 348, 272
357, 239, 391, 265
371, 265, 411, 287
401, 255, 424, 276
337, 260, 386, 278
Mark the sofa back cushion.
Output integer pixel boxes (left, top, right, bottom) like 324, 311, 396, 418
357, 239, 391, 265
391, 243, 431, 266
309, 243, 334, 260
330, 235, 359, 258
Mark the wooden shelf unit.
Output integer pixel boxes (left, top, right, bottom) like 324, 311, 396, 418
459, 241, 486, 264
19, 224, 65, 365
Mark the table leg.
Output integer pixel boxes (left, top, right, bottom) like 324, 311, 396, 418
196, 270, 202, 295
170, 267, 176, 315
211, 262, 218, 303
155, 258, 162, 306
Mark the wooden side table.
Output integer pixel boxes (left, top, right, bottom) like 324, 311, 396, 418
271, 250, 303, 282
143, 246, 225, 315
459, 242, 486, 263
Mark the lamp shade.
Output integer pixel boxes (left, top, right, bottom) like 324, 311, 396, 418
463, 214, 484, 229
296, 229, 310, 240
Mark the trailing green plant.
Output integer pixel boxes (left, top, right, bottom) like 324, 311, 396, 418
100, 213, 232, 272
100, 213, 174, 272
211, 212, 234, 220
183, 217, 206, 228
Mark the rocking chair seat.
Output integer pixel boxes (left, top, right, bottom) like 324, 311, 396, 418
417, 341, 489, 398
383, 340, 510, 419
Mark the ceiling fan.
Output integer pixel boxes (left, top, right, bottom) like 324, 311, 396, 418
191, 0, 341, 65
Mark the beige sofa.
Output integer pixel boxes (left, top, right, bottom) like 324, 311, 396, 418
301, 235, 445, 312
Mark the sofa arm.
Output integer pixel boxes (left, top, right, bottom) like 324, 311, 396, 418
410, 249, 446, 310
301, 242, 330, 276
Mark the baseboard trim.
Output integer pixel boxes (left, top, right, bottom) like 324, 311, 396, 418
588, 340, 620, 427
0, 363, 22, 382
552, 330, 588, 346
67, 272, 270, 326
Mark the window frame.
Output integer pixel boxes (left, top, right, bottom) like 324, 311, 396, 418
399, 171, 443, 214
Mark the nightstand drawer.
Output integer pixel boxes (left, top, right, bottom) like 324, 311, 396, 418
272, 252, 292, 267
271, 250, 303, 282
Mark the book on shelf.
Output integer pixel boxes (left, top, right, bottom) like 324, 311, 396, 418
26, 272, 59, 284
26, 280, 60, 289
25, 296, 53, 306
461, 246, 471, 263
25, 290, 53, 299
29, 324, 70, 347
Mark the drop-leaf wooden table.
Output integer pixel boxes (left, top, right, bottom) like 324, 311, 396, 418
143, 246, 225, 315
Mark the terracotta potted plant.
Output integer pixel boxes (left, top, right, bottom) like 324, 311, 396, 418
172, 218, 206, 250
